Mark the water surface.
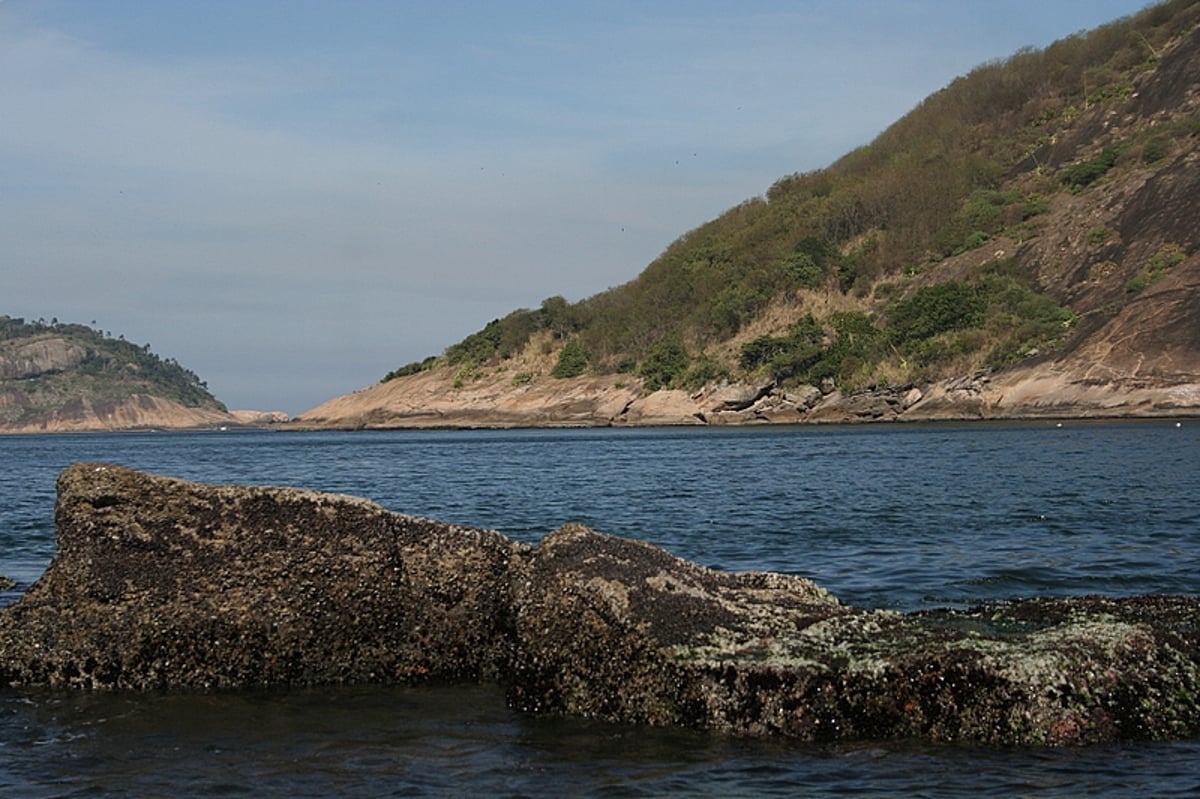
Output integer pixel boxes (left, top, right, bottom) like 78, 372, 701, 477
1, 422, 1197, 797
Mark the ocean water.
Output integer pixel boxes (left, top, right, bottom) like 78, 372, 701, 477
1, 422, 1197, 797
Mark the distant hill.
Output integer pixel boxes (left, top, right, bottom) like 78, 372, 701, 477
299, 0, 1200, 428
0, 316, 236, 433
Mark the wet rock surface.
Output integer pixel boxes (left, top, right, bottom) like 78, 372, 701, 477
508, 527, 1199, 745
0, 464, 523, 689
1, 465, 1197, 746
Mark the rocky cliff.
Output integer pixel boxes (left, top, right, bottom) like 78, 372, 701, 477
2, 464, 1196, 746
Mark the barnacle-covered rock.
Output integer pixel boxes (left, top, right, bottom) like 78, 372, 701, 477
1, 464, 1197, 746
0, 463, 524, 689
506, 527, 1200, 746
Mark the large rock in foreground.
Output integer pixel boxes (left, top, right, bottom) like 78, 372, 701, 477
1, 465, 1197, 747
0, 464, 523, 688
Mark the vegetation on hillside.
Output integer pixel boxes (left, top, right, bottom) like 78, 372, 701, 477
383, 0, 1199, 394
0, 316, 225, 422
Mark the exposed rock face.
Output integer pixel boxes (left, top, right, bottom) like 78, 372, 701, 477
507, 524, 844, 726
1, 465, 1197, 746
0, 393, 238, 434
297, 366, 642, 429
228, 409, 290, 425
0, 338, 88, 381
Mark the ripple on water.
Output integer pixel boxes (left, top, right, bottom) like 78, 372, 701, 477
0, 424, 1197, 797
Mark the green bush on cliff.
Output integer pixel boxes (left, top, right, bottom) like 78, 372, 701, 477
886, 269, 1075, 371
382, 356, 439, 382
739, 315, 825, 384
550, 340, 590, 378
445, 310, 542, 367
640, 340, 689, 391
680, 355, 731, 390
1126, 242, 1185, 293
887, 281, 986, 344
1061, 146, 1123, 190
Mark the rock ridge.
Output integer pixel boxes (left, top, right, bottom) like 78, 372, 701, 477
1, 464, 1197, 746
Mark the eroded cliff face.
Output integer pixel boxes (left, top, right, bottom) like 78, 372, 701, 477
0, 393, 241, 434
1, 465, 1197, 745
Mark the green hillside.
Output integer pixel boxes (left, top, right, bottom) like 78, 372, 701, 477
387, 0, 1199, 395
0, 316, 226, 425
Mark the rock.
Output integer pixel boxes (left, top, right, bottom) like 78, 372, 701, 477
0, 464, 524, 689
295, 362, 642, 430
0, 337, 87, 380
806, 388, 908, 423
228, 409, 290, 425
783, 385, 823, 409
1, 465, 1197, 746
707, 381, 775, 412
508, 527, 1200, 745
618, 390, 705, 426
507, 524, 843, 724
0, 574, 14, 591
1, 393, 238, 434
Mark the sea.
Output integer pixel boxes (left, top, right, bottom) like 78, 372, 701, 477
0, 421, 1197, 798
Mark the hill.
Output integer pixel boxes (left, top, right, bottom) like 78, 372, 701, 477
0, 316, 239, 433
297, 1, 1200, 428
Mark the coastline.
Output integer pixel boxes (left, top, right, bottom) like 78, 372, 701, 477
284, 365, 1200, 432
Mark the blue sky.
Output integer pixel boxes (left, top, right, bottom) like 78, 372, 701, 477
2, 0, 1155, 413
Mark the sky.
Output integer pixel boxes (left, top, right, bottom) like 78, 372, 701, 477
2, 0, 1156, 414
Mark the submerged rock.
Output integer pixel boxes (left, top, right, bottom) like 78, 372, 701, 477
1, 464, 1197, 747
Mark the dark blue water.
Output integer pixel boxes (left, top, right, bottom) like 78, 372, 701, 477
1, 422, 1198, 797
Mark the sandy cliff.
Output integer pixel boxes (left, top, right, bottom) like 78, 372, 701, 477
0, 393, 238, 434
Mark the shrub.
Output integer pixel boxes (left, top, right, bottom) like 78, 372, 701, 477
639, 340, 689, 391
1141, 135, 1168, 164
1021, 193, 1050, 219
445, 309, 541, 367
1061, 146, 1121, 190
1126, 242, 1185, 292
961, 230, 991, 251
681, 356, 731, 389
615, 356, 638, 374
550, 341, 589, 378
382, 356, 439, 382
887, 281, 987, 344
